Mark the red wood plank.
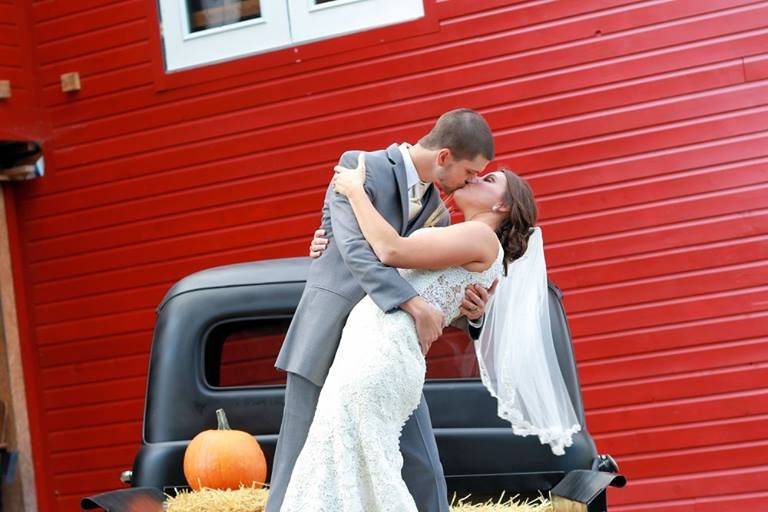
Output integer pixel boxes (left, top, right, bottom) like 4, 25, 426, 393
23, 59, 747, 223
35, 41, 148, 90
40, 353, 148, 389
566, 259, 768, 315
50, 12, 768, 171
49, 444, 137, 475
31, 237, 309, 305
570, 287, 768, 338
26, 176, 329, 254
24, 26, 768, 201
587, 388, 768, 433
28, 149, 766, 269
581, 338, 768, 386
34, 19, 146, 66
31, 0, 122, 22
745, 53, 768, 80
45, 398, 144, 431
28, 207, 324, 284
34, 283, 168, 326
33, 0, 144, 44
43, 376, 145, 411
611, 465, 768, 504
37, 331, 151, 368
595, 414, 768, 455
583, 364, 768, 409
575, 312, 768, 362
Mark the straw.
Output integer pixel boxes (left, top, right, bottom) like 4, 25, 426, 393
163, 484, 553, 511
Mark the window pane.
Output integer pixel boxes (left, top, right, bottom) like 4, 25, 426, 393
314, 0, 339, 3
205, 318, 290, 387
187, 0, 261, 33
161, 0, 290, 71
426, 326, 479, 380
205, 318, 476, 389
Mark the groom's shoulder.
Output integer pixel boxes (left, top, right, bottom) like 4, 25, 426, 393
338, 147, 395, 184
338, 147, 390, 166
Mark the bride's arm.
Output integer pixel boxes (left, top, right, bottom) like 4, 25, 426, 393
333, 156, 497, 270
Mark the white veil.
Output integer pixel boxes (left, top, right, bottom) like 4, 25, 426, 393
474, 226, 582, 456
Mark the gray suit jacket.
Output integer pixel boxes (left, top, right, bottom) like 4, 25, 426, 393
275, 142, 478, 387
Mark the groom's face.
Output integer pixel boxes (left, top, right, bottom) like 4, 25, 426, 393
434, 149, 489, 194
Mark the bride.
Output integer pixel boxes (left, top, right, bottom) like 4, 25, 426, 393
279, 154, 581, 511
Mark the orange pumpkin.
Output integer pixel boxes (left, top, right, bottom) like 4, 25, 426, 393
183, 408, 268, 490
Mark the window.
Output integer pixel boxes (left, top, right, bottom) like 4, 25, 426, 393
205, 319, 477, 389
425, 326, 479, 380
158, 0, 425, 72
205, 318, 292, 388
159, 1, 292, 72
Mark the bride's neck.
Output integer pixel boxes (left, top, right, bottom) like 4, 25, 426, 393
462, 208, 501, 232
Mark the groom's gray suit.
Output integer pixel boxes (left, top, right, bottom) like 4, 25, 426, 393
268, 142, 477, 512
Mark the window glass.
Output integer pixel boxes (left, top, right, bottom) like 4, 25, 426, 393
205, 318, 291, 387
186, 0, 262, 33
206, 318, 477, 389
426, 326, 479, 380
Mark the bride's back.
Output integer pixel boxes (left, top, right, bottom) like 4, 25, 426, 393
397, 228, 503, 328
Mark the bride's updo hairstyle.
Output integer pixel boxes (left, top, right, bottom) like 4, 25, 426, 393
497, 169, 538, 276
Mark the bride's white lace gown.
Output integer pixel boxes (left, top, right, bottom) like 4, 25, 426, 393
280, 228, 503, 512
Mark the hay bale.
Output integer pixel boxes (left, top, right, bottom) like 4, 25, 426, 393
164, 484, 268, 512
163, 485, 553, 511
449, 490, 553, 511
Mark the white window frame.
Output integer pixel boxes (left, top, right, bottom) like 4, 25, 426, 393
158, 0, 425, 72
287, 0, 425, 44
159, 0, 292, 71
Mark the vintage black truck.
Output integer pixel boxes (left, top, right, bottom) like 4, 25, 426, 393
81, 256, 626, 511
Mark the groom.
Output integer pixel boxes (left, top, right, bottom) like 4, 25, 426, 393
268, 108, 497, 512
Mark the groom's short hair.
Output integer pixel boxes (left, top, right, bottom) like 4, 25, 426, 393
418, 108, 494, 161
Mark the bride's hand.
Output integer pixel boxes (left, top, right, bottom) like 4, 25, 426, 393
332, 152, 366, 198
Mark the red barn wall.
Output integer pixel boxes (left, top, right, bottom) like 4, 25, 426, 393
0, 0, 49, 140
5, 0, 768, 510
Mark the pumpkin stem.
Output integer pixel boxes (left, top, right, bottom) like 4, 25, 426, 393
216, 408, 231, 430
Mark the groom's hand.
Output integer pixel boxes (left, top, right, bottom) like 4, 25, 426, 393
459, 279, 498, 320
400, 296, 444, 356
309, 228, 329, 258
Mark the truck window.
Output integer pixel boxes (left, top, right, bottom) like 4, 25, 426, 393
205, 319, 479, 388
205, 318, 292, 387
426, 326, 479, 380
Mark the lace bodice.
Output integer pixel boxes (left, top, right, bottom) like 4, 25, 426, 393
397, 227, 504, 327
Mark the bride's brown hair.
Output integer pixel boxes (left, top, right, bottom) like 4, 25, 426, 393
424, 168, 538, 276
496, 168, 538, 275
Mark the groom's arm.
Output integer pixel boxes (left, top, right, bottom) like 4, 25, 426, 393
328, 150, 419, 313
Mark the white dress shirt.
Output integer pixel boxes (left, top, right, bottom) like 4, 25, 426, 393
398, 142, 429, 221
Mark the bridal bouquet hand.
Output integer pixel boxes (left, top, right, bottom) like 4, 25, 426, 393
332, 153, 366, 198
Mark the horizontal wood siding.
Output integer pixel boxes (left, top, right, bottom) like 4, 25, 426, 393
7, 0, 768, 510
0, 0, 50, 140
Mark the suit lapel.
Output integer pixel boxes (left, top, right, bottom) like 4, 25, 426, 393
386, 143, 410, 235
406, 183, 441, 233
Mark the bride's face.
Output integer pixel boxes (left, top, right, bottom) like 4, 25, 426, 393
453, 171, 508, 213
